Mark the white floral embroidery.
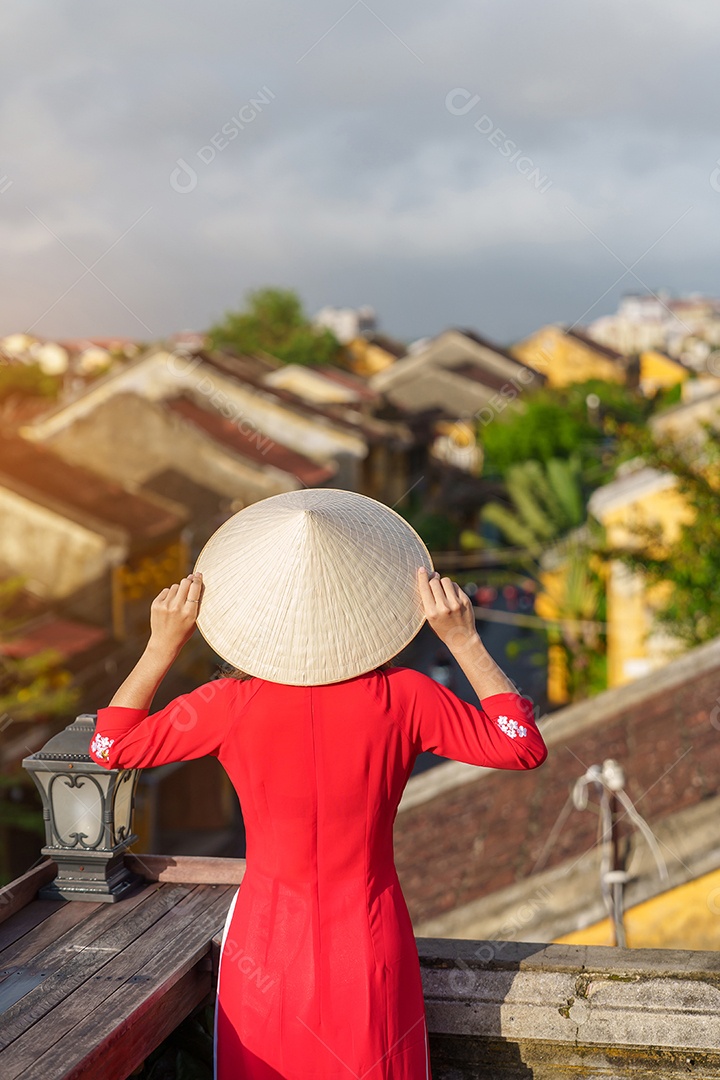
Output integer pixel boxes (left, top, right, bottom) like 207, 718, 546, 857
90, 733, 115, 761
495, 715, 527, 739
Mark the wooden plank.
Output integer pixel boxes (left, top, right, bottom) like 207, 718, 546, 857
0, 862, 56, 926
125, 853, 246, 884
0, 971, 48, 1015
30, 887, 232, 1080
0, 880, 179, 1051
0, 901, 66, 955
68, 965, 211, 1080
5, 886, 233, 1080
0, 900, 104, 977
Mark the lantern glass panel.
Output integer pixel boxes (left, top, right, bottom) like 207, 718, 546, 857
113, 771, 136, 844
50, 773, 105, 849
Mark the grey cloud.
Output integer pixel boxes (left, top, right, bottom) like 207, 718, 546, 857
1, 0, 719, 343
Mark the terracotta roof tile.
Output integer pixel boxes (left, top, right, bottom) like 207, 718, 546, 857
458, 328, 541, 374
166, 397, 336, 486
0, 434, 185, 545
565, 328, 627, 361
200, 351, 410, 445
1, 617, 108, 660
395, 655, 720, 925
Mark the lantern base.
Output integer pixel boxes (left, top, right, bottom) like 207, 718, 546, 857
39, 845, 144, 903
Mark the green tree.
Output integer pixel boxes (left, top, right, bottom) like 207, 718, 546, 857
396, 506, 458, 551
479, 457, 585, 553
610, 425, 720, 647
481, 393, 595, 476
208, 287, 342, 367
538, 535, 607, 702
0, 362, 61, 402
562, 378, 653, 428
480, 380, 653, 480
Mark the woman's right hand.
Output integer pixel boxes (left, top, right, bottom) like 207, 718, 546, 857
149, 572, 204, 657
417, 567, 479, 654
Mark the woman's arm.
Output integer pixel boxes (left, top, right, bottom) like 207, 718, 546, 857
417, 567, 519, 698
406, 568, 546, 769
90, 571, 245, 770
109, 573, 203, 708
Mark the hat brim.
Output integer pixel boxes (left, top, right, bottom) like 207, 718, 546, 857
193, 488, 434, 685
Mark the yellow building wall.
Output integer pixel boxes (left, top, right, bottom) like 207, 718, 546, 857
536, 553, 606, 703
555, 867, 720, 950
345, 337, 397, 377
511, 325, 626, 388
639, 350, 688, 397
597, 485, 695, 688
537, 487, 693, 695
535, 567, 570, 704
604, 566, 674, 688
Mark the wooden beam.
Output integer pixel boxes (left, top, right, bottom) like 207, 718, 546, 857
124, 853, 246, 885
0, 860, 56, 926
46, 966, 211, 1080
23, 887, 233, 1080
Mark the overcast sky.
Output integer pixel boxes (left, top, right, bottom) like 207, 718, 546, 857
1, 0, 719, 346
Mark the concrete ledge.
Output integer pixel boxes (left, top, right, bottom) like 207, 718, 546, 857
419, 938, 720, 1078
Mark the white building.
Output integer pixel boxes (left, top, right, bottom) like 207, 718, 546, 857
313, 306, 376, 344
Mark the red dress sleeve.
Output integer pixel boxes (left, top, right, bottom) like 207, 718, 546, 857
390, 667, 547, 770
88, 677, 259, 770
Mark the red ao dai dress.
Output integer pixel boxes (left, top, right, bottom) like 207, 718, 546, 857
89, 666, 547, 1079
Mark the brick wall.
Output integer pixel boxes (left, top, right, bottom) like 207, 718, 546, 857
395, 652, 720, 925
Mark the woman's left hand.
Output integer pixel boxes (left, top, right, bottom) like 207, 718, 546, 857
148, 573, 203, 656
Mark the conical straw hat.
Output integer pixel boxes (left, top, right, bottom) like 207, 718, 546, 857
193, 488, 434, 685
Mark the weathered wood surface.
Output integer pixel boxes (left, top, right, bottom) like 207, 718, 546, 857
0, 900, 102, 985
0, 861, 56, 926
0, 856, 239, 1080
125, 852, 246, 884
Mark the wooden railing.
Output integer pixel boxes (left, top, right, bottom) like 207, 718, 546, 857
3, 859, 720, 1078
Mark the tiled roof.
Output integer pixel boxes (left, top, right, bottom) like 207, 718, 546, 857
166, 397, 336, 486
366, 333, 407, 359
372, 328, 546, 400
0, 396, 60, 429
57, 336, 138, 353
458, 328, 539, 372
0, 616, 108, 660
564, 328, 627, 361
0, 434, 185, 544
380, 367, 495, 419
395, 637, 720, 926
201, 350, 411, 445
312, 367, 380, 402
449, 360, 532, 392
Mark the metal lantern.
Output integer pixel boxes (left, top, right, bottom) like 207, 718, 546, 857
22, 713, 142, 902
